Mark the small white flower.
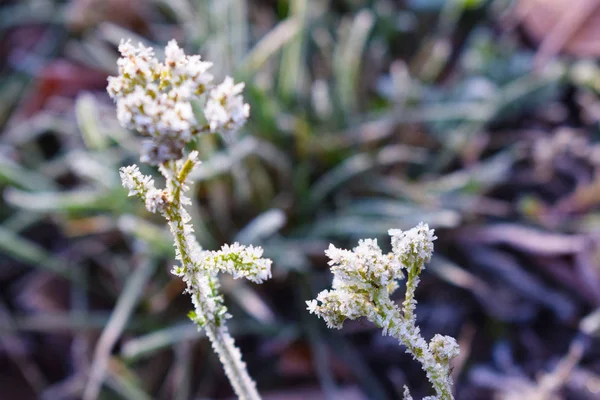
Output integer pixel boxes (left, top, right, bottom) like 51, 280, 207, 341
164, 40, 213, 93
165, 39, 186, 66
144, 188, 170, 214
108, 39, 220, 163
184, 55, 214, 91
187, 150, 199, 163
306, 299, 318, 314
116, 39, 158, 82
205, 76, 250, 135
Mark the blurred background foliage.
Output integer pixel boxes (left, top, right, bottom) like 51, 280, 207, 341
1, 0, 600, 399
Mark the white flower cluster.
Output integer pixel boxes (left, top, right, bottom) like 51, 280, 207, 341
144, 188, 170, 214
202, 243, 272, 284
306, 289, 370, 329
108, 39, 250, 164
389, 222, 437, 266
308, 223, 458, 399
204, 77, 250, 135
326, 238, 403, 294
429, 334, 460, 364
307, 225, 436, 329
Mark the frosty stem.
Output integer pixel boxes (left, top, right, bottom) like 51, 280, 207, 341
165, 160, 260, 400
376, 284, 454, 399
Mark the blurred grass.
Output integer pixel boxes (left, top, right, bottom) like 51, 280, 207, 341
1, 0, 600, 399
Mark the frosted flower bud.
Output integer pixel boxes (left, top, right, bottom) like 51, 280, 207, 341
144, 188, 170, 214
389, 222, 437, 267
119, 165, 155, 198
429, 334, 460, 363
108, 39, 215, 163
306, 289, 370, 329
203, 242, 272, 284
325, 239, 402, 292
204, 77, 250, 135
114, 40, 158, 85
165, 39, 186, 66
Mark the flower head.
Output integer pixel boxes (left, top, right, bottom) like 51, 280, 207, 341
389, 222, 437, 267
109, 39, 249, 165
108, 40, 207, 163
204, 77, 250, 135
429, 334, 460, 363
202, 242, 272, 284
325, 239, 403, 293
144, 188, 170, 214
306, 289, 370, 329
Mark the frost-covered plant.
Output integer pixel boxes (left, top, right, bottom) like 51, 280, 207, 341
111, 39, 267, 400
307, 223, 459, 400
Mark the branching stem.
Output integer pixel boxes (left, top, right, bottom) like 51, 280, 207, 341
165, 161, 261, 400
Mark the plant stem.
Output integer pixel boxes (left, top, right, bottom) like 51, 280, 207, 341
205, 323, 260, 400
165, 160, 261, 400
377, 298, 454, 400
402, 263, 420, 322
